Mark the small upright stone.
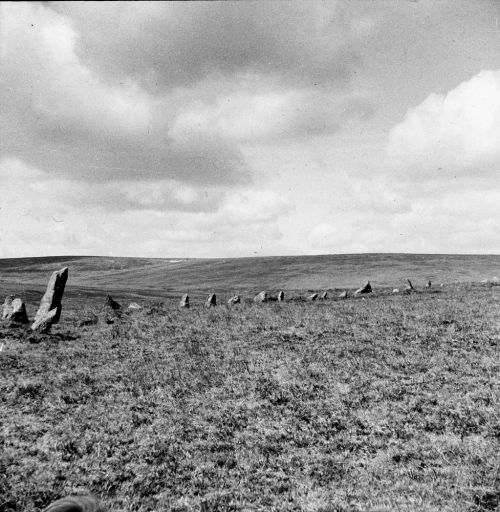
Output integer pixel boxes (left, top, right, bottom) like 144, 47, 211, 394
355, 281, 372, 294
320, 291, 328, 300
31, 267, 68, 333
253, 291, 268, 303
227, 295, 241, 306
105, 295, 121, 311
179, 294, 190, 309
338, 290, 348, 299
277, 291, 285, 302
307, 293, 318, 301
426, 280, 432, 288
205, 294, 217, 308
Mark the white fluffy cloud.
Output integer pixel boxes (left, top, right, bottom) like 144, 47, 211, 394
387, 70, 500, 182
0, 3, 152, 136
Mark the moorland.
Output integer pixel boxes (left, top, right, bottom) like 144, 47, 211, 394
1, 254, 499, 511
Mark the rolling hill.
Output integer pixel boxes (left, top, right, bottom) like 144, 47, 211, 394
0, 254, 499, 302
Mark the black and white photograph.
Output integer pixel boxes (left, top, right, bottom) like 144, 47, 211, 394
1, 1, 499, 510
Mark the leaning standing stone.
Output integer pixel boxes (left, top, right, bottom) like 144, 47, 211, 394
227, 295, 241, 306
253, 291, 268, 303
320, 291, 328, 300
205, 294, 217, 308
31, 267, 68, 333
307, 293, 318, 301
338, 290, 348, 299
179, 294, 190, 308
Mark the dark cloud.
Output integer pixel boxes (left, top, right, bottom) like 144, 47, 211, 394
50, 1, 360, 91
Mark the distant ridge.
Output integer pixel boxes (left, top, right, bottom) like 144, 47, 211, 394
0, 254, 498, 298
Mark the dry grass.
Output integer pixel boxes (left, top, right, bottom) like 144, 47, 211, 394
1, 284, 500, 511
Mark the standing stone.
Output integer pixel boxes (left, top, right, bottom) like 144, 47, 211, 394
31, 267, 68, 333
338, 290, 348, 299
277, 291, 285, 302
205, 294, 217, 308
320, 291, 328, 300
105, 295, 121, 311
179, 294, 190, 309
406, 279, 414, 292
227, 295, 241, 306
426, 280, 432, 288
307, 293, 318, 301
7, 298, 29, 324
355, 281, 372, 294
253, 291, 268, 303
2, 295, 14, 320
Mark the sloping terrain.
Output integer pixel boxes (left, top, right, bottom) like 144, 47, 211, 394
0, 254, 499, 302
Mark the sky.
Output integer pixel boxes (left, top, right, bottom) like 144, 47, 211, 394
1, 1, 499, 258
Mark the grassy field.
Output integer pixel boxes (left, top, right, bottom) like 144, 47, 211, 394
1, 256, 500, 511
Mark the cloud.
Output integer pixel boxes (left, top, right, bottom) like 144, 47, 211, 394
387, 69, 500, 183
51, 1, 361, 90
0, 158, 289, 258
0, 3, 251, 186
170, 86, 373, 143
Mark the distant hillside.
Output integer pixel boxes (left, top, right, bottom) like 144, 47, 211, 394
0, 254, 499, 301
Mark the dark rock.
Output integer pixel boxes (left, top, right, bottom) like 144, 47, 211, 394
355, 281, 372, 294
32, 267, 68, 333
227, 295, 241, 306
205, 294, 217, 308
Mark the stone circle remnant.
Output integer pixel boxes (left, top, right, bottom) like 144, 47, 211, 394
2, 296, 29, 324
205, 294, 217, 307
355, 281, 372, 294
179, 294, 190, 308
227, 295, 241, 306
31, 267, 68, 333
253, 291, 268, 303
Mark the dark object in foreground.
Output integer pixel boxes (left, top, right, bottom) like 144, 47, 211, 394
32, 267, 69, 333
355, 281, 372, 294
44, 495, 103, 512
